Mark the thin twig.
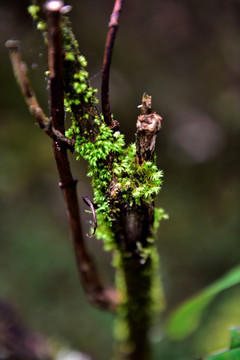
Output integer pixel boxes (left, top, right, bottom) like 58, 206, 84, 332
45, 0, 118, 311
5, 40, 49, 129
101, 0, 124, 129
82, 196, 97, 238
5, 39, 75, 151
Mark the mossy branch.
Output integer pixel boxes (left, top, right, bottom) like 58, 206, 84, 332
6, 1, 119, 312
45, 0, 119, 311
7, 1, 167, 359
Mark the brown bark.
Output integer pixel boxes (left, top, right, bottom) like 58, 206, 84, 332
5, 39, 75, 151
45, 2, 118, 311
101, 0, 124, 129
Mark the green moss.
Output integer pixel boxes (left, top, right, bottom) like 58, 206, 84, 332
113, 251, 129, 342
29, 6, 165, 237
26, 4, 167, 357
113, 204, 167, 353
65, 52, 75, 61
67, 117, 165, 235
95, 213, 115, 250
37, 21, 46, 31
112, 144, 163, 206
113, 245, 165, 359
28, 5, 40, 20
67, 120, 125, 224
150, 247, 165, 314
61, 17, 99, 118
146, 207, 169, 246
78, 55, 88, 67
47, 13, 167, 319
66, 119, 165, 253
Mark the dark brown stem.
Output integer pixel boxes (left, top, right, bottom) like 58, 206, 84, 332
45, 0, 118, 311
82, 196, 97, 238
112, 94, 163, 360
101, 0, 124, 129
5, 39, 75, 151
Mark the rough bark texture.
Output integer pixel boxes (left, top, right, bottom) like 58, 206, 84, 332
110, 95, 162, 360
136, 93, 163, 165
120, 257, 153, 360
114, 202, 154, 254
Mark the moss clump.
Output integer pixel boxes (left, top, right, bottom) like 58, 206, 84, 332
66, 115, 166, 249
61, 16, 99, 116
37, 21, 47, 31
112, 144, 163, 206
66, 119, 125, 221
27, 5, 40, 20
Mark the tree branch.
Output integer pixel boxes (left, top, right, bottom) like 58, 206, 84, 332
5, 40, 49, 129
110, 94, 163, 360
101, 0, 124, 129
6, 1, 119, 312
44, 0, 118, 311
5, 39, 75, 151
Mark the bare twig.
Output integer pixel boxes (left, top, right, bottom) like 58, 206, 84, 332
45, 0, 118, 311
5, 40, 49, 129
5, 39, 75, 151
101, 0, 124, 129
51, 127, 75, 149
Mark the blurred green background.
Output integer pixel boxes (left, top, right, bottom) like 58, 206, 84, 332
1, 0, 240, 359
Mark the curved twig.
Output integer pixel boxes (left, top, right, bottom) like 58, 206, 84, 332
82, 196, 97, 238
5, 40, 49, 129
5, 39, 75, 151
101, 0, 124, 129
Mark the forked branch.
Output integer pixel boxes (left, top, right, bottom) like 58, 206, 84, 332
45, 0, 118, 311
6, 1, 119, 312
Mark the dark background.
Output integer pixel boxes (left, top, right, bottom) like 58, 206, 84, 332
1, 1, 240, 359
